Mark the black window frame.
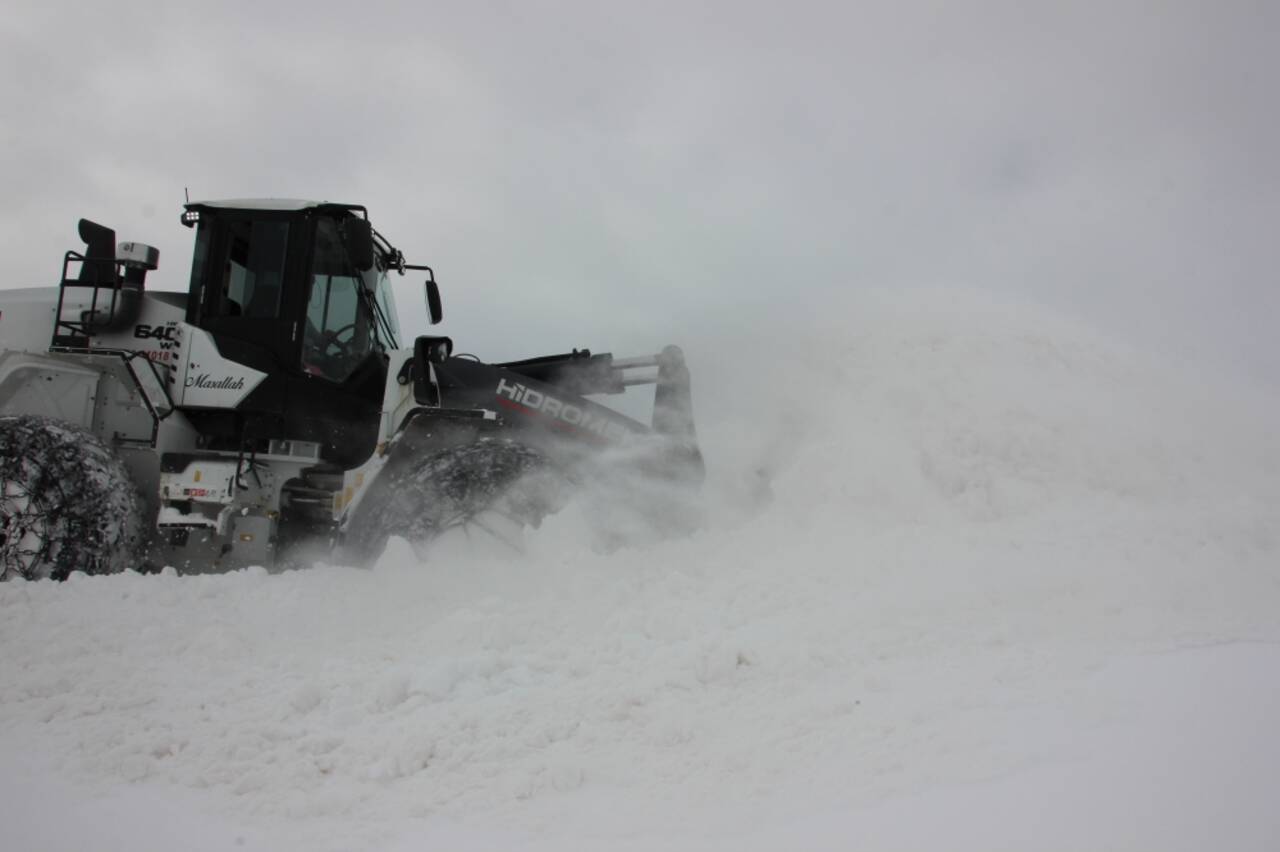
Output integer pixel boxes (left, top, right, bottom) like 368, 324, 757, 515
187, 210, 306, 327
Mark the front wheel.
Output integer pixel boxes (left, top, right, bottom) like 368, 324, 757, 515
0, 415, 145, 580
342, 437, 566, 563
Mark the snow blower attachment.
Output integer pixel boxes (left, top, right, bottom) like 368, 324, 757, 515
338, 342, 703, 560
0, 199, 703, 578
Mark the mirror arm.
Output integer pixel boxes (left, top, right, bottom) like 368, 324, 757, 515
395, 262, 442, 324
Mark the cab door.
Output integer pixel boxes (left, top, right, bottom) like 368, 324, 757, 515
288, 215, 388, 462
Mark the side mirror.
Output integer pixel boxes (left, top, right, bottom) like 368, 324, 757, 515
415, 335, 453, 365
412, 335, 453, 404
425, 279, 443, 325
342, 218, 374, 271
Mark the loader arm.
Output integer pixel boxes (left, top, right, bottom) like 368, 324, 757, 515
439, 345, 700, 463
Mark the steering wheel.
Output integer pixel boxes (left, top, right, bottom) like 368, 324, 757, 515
319, 323, 359, 359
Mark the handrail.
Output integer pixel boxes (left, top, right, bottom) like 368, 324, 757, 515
50, 249, 126, 347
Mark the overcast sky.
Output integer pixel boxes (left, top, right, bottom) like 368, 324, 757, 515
2, 0, 1276, 385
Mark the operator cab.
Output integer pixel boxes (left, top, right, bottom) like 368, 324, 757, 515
182, 199, 403, 464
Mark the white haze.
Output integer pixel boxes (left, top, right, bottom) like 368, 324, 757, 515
2, 1, 1279, 847
2, 288, 1279, 849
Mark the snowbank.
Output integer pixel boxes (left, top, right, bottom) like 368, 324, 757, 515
2, 289, 1277, 850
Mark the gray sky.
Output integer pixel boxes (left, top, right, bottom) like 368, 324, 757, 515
2, 0, 1276, 384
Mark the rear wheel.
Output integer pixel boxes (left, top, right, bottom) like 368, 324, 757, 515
343, 437, 565, 563
0, 415, 145, 581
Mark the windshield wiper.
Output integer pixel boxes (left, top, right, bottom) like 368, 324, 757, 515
358, 274, 398, 349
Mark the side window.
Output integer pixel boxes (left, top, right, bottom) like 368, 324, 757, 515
215, 220, 289, 319
302, 218, 372, 381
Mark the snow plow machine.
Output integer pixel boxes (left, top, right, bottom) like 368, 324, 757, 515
0, 200, 702, 580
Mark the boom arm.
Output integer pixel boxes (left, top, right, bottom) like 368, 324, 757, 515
496, 345, 698, 446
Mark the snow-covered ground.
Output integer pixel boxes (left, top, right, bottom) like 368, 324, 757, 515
2, 292, 1278, 851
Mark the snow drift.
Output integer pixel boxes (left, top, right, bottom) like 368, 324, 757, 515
2, 290, 1278, 851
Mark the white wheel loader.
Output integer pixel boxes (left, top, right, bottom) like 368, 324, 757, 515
0, 200, 701, 579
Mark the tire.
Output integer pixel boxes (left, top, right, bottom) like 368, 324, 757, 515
343, 437, 565, 562
0, 415, 145, 581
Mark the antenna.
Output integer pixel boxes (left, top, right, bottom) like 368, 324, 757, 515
184, 186, 190, 203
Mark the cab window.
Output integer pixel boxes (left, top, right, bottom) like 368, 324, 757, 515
215, 219, 289, 318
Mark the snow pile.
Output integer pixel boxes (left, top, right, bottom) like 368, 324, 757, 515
2, 290, 1278, 851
